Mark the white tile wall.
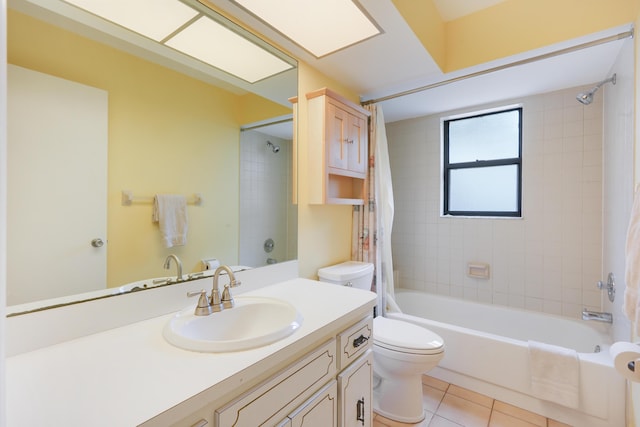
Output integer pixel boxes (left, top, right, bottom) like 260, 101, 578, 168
387, 86, 607, 318
239, 130, 297, 268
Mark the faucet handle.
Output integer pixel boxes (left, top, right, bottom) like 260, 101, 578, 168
221, 279, 241, 309
209, 288, 223, 312
187, 290, 213, 316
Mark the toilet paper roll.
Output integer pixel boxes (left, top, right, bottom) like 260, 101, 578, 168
201, 258, 220, 271
610, 341, 640, 381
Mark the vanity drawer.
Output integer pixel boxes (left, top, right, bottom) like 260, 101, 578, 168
215, 339, 337, 426
337, 316, 372, 370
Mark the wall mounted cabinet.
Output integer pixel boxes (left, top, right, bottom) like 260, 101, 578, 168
306, 88, 371, 205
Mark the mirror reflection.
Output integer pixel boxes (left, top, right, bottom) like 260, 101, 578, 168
6, 0, 298, 311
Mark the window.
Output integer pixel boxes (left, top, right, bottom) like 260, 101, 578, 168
443, 107, 522, 217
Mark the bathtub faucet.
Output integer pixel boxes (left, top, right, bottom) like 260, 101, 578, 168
582, 308, 613, 324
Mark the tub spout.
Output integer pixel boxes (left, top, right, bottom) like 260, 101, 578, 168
582, 308, 612, 323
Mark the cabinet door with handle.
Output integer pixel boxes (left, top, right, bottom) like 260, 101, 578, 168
338, 350, 373, 427
346, 112, 367, 175
327, 102, 349, 171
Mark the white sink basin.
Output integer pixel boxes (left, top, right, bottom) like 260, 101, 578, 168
163, 296, 303, 352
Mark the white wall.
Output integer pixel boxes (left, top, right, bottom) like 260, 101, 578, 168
387, 86, 608, 319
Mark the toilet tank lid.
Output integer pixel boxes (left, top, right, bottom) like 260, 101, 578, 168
318, 261, 374, 281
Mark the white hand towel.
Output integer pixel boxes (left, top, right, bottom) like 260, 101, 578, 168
528, 340, 580, 409
624, 186, 640, 331
152, 194, 188, 248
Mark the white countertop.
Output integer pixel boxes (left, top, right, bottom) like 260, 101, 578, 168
6, 279, 376, 426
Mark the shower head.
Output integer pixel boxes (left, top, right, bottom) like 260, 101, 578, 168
576, 73, 616, 105
266, 141, 280, 153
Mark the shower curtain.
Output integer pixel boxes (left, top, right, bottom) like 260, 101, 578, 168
352, 103, 395, 315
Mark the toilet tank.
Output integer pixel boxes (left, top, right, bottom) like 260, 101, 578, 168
317, 261, 374, 291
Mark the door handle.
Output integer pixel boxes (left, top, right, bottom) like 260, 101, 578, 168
91, 238, 104, 248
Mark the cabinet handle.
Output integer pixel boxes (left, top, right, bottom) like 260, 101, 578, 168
190, 420, 208, 427
353, 334, 369, 348
357, 397, 365, 425
344, 138, 354, 144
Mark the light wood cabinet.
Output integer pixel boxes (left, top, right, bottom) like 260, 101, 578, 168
306, 88, 371, 205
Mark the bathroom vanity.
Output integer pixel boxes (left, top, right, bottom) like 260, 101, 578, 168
5, 277, 376, 426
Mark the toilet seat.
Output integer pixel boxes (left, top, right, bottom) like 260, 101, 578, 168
374, 317, 444, 355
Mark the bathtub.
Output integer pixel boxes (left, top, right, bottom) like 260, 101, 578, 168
388, 290, 625, 427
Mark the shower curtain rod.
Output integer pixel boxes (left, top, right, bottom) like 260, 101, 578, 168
240, 116, 293, 132
360, 28, 634, 106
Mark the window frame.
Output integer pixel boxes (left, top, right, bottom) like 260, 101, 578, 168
442, 107, 523, 217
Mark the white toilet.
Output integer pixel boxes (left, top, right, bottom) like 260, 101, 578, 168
318, 261, 445, 423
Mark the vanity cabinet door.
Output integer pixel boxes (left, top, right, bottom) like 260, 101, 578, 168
288, 380, 338, 427
338, 351, 373, 427
215, 339, 336, 426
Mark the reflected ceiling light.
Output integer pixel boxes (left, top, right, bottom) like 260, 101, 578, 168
63, 0, 198, 41
165, 15, 293, 83
231, 0, 381, 57
62, 0, 295, 83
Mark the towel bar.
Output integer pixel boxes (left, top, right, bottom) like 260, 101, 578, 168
121, 190, 202, 206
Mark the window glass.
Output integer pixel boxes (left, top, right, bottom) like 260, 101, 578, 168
448, 109, 520, 163
449, 165, 519, 212
443, 107, 522, 217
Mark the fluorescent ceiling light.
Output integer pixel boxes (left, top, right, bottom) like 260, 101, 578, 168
61, 0, 295, 83
63, 0, 198, 41
165, 16, 293, 83
232, 0, 381, 57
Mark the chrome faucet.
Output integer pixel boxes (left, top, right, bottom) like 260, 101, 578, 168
582, 308, 613, 323
163, 254, 183, 282
212, 265, 241, 309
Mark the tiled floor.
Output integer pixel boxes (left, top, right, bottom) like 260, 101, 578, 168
373, 375, 573, 427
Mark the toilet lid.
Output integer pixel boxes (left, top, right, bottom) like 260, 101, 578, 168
374, 317, 444, 355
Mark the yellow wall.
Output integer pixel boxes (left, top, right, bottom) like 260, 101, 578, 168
394, 0, 639, 72
8, 10, 289, 287
296, 61, 361, 279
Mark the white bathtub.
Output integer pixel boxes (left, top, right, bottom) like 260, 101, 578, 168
389, 290, 625, 427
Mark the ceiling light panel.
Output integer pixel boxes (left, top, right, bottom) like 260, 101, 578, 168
165, 16, 294, 83
63, 0, 198, 41
232, 0, 381, 57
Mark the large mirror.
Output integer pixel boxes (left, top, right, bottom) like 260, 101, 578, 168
6, 0, 298, 313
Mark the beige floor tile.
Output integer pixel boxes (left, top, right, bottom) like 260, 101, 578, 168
489, 410, 541, 427
423, 375, 450, 391
374, 412, 431, 427
427, 415, 464, 426
548, 419, 574, 427
423, 384, 446, 412
492, 401, 545, 426
446, 385, 494, 409
435, 394, 492, 427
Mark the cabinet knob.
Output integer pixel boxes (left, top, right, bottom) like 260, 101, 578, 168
344, 138, 354, 144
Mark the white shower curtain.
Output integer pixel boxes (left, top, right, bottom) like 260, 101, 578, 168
352, 103, 395, 315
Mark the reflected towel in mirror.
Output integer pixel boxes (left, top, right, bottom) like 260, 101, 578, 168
153, 194, 188, 248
